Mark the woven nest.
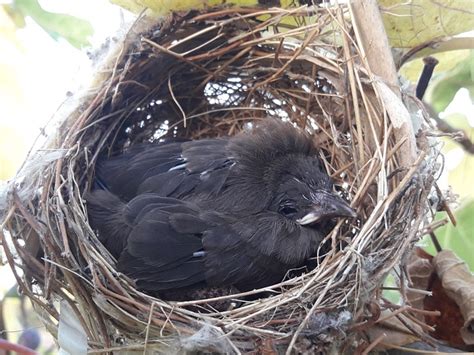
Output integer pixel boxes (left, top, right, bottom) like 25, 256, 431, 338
1, 4, 440, 354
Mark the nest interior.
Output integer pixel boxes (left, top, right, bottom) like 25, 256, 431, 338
1, 5, 438, 354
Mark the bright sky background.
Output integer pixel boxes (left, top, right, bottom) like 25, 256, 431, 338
0, 0, 132, 180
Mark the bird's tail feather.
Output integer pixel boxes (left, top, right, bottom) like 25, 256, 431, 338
85, 189, 130, 259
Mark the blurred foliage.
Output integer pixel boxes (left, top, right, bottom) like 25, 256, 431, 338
440, 112, 474, 200
429, 52, 474, 113
425, 200, 474, 271
1, 0, 93, 48
419, 60, 474, 271
415, 53, 474, 271
400, 50, 471, 84
402, 49, 473, 271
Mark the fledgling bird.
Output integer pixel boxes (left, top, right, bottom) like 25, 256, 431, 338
86, 120, 356, 294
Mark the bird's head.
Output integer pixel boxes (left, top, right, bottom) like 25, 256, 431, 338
229, 120, 356, 228
269, 154, 356, 229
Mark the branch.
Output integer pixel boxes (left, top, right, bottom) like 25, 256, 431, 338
399, 37, 474, 68
434, 115, 474, 155
0, 339, 38, 355
350, 0, 399, 92
350, 0, 417, 167
416, 57, 439, 100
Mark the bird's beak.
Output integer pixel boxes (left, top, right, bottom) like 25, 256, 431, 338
297, 190, 357, 226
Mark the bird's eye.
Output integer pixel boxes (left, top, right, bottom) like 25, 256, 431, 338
279, 202, 298, 216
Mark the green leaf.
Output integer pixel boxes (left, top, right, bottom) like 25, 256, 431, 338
379, 0, 474, 49
11, 0, 94, 49
424, 199, 474, 271
428, 52, 474, 113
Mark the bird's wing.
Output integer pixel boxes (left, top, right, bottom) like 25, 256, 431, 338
95, 141, 186, 200
203, 212, 321, 291
116, 195, 217, 291
95, 139, 234, 201
202, 214, 295, 291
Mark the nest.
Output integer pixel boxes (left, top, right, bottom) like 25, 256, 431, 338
1, 4, 440, 354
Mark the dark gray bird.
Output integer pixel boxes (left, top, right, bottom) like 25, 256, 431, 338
86, 121, 356, 294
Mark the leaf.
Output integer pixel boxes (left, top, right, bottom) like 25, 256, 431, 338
10, 0, 94, 48
366, 311, 422, 350
379, 0, 474, 49
405, 248, 472, 349
1, 4, 26, 28
110, 0, 260, 15
405, 248, 434, 313
425, 201, 474, 272
433, 250, 474, 345
429, 52, 474, 113
423, 263, 468, 348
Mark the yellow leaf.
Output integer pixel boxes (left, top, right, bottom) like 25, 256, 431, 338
380, 0, 474, 48
110, 0, 260, 15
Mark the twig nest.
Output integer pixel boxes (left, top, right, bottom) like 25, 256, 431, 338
1, 4, 439, 353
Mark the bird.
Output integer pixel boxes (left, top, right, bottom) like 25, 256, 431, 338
86, 120, 356, 296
